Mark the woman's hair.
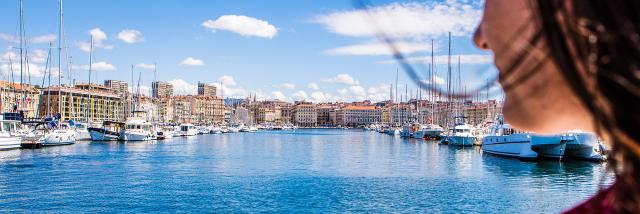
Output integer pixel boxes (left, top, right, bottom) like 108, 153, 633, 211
535, 0, 640, 212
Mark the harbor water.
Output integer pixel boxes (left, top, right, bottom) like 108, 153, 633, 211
0, 129, 613, 213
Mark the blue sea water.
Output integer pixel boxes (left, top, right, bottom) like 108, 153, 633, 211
0, 129, 612, 213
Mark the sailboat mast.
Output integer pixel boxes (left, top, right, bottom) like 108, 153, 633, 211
58, 0, 63, 118
18, 0, 24, 112
87, 36, 93, 122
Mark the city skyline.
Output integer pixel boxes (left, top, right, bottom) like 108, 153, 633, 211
0, 0, 497, 102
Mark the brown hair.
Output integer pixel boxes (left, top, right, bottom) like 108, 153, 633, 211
535, 0, 640, 212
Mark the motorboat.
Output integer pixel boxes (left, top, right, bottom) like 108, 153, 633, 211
121, 111, 155, 141
531, 131, 605, 161
481, 115, 537, 161
179, 123, 198, 136
414, 123, 444, 139
88, 121, 124, 141
0, 114, 22, 150
441, 116, 476, 146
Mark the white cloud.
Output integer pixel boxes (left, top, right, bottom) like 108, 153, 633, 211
271, 91, 287, 101
0, 51, 18, 62
292, 90, 308, 100
315, 1, 481, 39
323, 73, 359, 85
30, 49, 48, 63
180, 57, 204, 66
136, 63, 156, 70
307, 82, 319, 90
129, 85, 151, 96
202, 15, 278, 39
349, 85, 366, 97
168, 79, 197, 95
367, 84, 392, 101
77, 28, 114, 52
117, 29, 144, 43
76, 61, 116, 71
310, 91, 338, 102
325, 41, 433, 56
1, 62, 50, 78
217, 75, 237, 86
0, 33, 18, 43
378, 54, 493, 65
420, 75, 446, 86
280, 83, 295, 90
31, 34, 57, 44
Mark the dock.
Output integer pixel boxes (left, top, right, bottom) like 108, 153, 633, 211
20, 137, 43, 149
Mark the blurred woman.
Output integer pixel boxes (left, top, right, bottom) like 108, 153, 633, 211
474, 0, 639, 213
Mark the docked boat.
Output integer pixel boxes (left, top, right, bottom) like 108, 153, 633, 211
88, 121, 124, 141
443, 124, 476, 146
121, 111, 155, 141
530, 131, 605, 161
42, 129, 76, 146
400, 123, 417, 138
415, 123, 444, 139
481, 115, 537, 161
384, 126, 401, 136
0, 114, 22, 150
179, 123, 198, 136
40, 118, 76, 146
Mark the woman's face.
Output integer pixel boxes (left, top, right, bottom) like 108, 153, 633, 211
473, 0, 594, 134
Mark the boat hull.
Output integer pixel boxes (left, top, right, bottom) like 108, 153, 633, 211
0, 136, 22, 150
88, 128, 119, 141
482, 134, 537, 161
122, 132, 153, 141
530, 135, 565, 159
449, 136, 475, 146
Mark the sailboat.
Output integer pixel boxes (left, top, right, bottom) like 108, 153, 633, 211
38, 0, 76, 146
415, 39, 444, 139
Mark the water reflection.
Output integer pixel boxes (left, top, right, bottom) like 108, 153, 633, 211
0, 129, 613, 213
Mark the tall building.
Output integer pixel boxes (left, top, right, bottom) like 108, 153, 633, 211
198, 82, 216, 97
38, 84, 124, 122
104, 80, 128, 97
171, 95, 224, 125
152, 81, 173, 98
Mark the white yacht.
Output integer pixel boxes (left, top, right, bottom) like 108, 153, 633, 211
0, 115, 22, 150
415, 123, 444, 139
443, 124, 476, 146
121, 111, 155, 141
88, 121, 124, 141
481, 115, 537, 160
179, 123, 198, 136
530, 131, 605, 161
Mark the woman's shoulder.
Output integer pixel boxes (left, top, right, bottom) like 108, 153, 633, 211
563, 182, 616, 214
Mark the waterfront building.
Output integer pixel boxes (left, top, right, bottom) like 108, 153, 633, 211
171, 95, 224, 125
335, 105, 381, 127
197, 82, 217, 97
0, 81, 40, 118
103, 80, 128, 97
38, 84, 123, 122
291, 101, 317, 127
151, 81, 173, 98
316, 104, 336, 127
463, 100, 502, 126
156, 97, 173, 123
230, 106, 251, 125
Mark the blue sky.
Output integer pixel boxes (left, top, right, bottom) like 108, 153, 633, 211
0, 0, 498, 102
